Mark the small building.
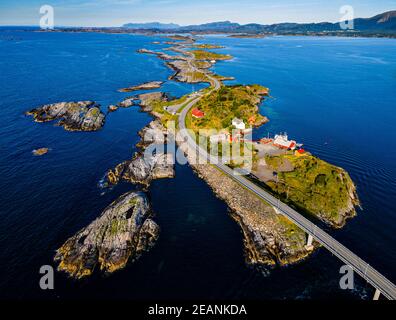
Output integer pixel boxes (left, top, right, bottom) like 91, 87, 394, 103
232, 118, 246, 130
295, 148, 306, 157
248, 116, 256, 126
192, 108, 205, 119
273, 133, 297, 150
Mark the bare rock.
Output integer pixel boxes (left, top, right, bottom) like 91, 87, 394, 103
108, 105, 118, 112
107, 152, 174, 187
118, 81, 164, 93
27, 101, 105, 131
32, 148, 49, 156
137, 92, 168, 112
54, 192, 159, 279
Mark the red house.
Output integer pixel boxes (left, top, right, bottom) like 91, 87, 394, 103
192, 108, 205, 119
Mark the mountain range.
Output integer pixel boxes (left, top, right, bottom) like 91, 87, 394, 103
122, 11, 396, 34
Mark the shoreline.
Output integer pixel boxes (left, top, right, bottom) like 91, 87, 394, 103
24, 27, 396, 39
31, 31, 361, 277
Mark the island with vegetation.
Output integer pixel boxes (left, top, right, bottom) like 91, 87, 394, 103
134, 35, 360, 267
32, 33, 360, 278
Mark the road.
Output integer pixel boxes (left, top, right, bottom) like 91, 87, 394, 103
176, 78, 396, 300
165, 52, 221, 114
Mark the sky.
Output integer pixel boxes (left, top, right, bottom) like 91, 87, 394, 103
0, 0, 395, 27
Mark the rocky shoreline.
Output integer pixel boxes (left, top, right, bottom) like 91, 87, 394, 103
177, 141, 314, 267
118, 81, 164, 93
106, 117, 174, 188
55, 191, 159, 279
27, 101, 105, 131
47, 33, 361, 279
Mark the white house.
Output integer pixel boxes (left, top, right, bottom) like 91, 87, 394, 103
232, 118, 246, 130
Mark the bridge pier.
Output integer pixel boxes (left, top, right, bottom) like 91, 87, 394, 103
373, 289, 381, 300
305, 234, 314, 251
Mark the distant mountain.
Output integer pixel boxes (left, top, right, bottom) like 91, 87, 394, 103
353, 10, 396, 30
179, 21, 241, 31
122, 22, 180, 30
121, 11, 396, 34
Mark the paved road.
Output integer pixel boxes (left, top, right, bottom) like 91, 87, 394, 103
165, 52, 221, 115
177, 83, 396, 300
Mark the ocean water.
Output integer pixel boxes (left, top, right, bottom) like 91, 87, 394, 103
0, 30, 395, 300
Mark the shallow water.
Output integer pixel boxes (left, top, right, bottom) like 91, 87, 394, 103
0, 30, 395, 299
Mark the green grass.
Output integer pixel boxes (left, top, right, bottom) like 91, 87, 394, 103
188, 84, 269, 131
193, 44, 225, 49
190, 50, 233, 61
264, 154, 358, 223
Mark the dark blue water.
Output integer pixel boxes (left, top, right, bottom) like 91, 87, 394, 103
0, 31, 395, 300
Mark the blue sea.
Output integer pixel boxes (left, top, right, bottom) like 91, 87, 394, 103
0, 29, 395, 300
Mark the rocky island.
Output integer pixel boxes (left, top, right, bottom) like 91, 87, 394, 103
32, 148, 49, 156
27, 101, 105, 131
55, 191, 159, 279
133, 34, 360, 268
256, 154, 359, 228
50, 34, 361, 278
118, 81, 164, 92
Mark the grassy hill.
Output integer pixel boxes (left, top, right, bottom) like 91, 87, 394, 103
188, 85, 269, 131
264, 154, 359, 227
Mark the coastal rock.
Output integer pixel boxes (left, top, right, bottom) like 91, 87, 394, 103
107, 120, 174, 187
138, 92, 168, 112
107, 152, 174, 187
177, 141, 313, 267
108, 105, 118, 112
118, 97, 137, 108
118, 81, 164, 93
32, 148, 49, 156
137, 120, 168, 147
27, 101, 105, 131
54, 192, 159, 279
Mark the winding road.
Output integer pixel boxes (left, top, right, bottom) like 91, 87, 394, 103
176, 77, 396, 300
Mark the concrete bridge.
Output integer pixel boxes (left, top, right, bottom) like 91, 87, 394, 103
177, 85, 396, 300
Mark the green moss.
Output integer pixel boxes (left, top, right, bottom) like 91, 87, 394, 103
190, 50, 233, 61
264, 154, 358, 223
193, 44, 225, 49
188, 85, 269, 131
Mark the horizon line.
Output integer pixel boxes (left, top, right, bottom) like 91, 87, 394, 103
1, 9, 395, 29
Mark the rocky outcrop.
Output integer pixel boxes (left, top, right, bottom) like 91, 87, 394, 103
118, 81, 164, 93
27, 101, 105, 131
54, 192, 159, 279
32, 148, 49, 156
138, 92, 168, 112
137, 120, 167, 147
118, 97, 137, 108
107, 152, 174, 187
107, 120, 174, 187
108, 105, 118, 112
